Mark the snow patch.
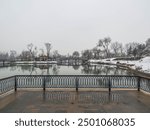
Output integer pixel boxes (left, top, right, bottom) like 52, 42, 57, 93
89, 57, 150, 73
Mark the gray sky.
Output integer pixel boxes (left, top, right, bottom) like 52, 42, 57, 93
0, 0, 150, 55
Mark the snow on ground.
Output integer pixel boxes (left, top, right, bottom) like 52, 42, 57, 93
90, 57, 150, 73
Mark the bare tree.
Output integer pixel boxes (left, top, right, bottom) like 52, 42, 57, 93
40, 48, 44, 56
27, 43, 34, 60
45, 42, 52, 59
111, 42, 122, 56
124, 43, 130, 56
82, 50, 93, 60
97, 37, 111, 58
20, 50, 30, 61
33, 46, 38, 59
138, 44, 146, 56
124, 42, 140, 57
120, 44, 124, 56
146, 38, 150, 46
103, 37, 111, 58
27, 43, 38, 60
0, 52, 9, 61
92, 47, 98, 59
53, 50, 60, 59
72, 51, 80, 58
143, 38, 150, 56
27, 43, 33, 53
10, 50, 17, 61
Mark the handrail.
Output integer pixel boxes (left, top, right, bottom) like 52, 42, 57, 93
15, 75, 139, 77
0, 76, 15, 81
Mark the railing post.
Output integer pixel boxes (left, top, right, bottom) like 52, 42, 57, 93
75, 77, 79, 92
137, 77, 141, 91
15, 76, 17, 92
108, 77, 111, 93
43, 76, 46, 91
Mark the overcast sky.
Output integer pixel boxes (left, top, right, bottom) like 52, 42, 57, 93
0, 0, 150, 55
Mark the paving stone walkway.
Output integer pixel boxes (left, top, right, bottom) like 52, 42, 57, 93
0, 90, 150, 113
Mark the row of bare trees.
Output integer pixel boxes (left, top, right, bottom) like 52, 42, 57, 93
0, 50, 17, 61
1, 37, 150, 61
20, 43, 52, 61
81, 37, 150, 60
0, 42, 53, 61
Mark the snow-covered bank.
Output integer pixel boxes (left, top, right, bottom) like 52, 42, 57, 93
90, 57, 150, 73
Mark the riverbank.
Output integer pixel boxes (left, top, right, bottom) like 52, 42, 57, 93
89, 57, 150, 78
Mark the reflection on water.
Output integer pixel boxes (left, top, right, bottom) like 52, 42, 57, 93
0, 64, 134, 78
81, 65, 132, 75
41, 91, 122, 104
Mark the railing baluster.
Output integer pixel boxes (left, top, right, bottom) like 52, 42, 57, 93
108, 77, 111, 93
137, 77, 141, 91
75, 77, 79, 92
15, 76, 17, 91
43, 76, 46, 91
